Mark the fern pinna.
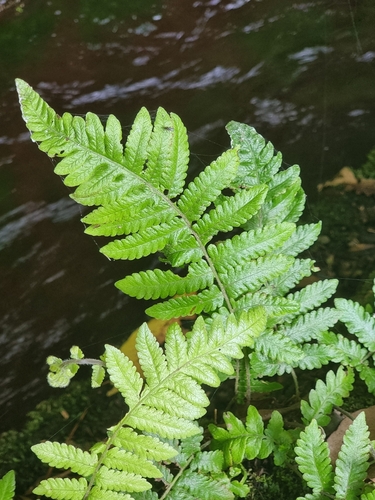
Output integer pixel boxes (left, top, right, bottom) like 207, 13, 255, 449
16, 78, 348, 499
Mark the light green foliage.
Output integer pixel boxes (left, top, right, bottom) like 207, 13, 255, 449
16, 79, 375, 499
295, 413, 371, 500
0, 470, 15, 500
301, 366, 354, 426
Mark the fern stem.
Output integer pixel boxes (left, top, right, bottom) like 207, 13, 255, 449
61, 358, 105, 368
168, 202, 234, 314
290, 368, 300, 400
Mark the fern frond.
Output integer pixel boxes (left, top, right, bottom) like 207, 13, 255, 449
234, 292, 299, 326
123, 107, 153, 174
33, 477, 88, 500
322, 332, 367, 366
146, 285, 224, 319
109, 427, 176, 461
335, 298, 375, 351
31, 442, 97, 476
193, 185, 267, 244
207, 222, 295, 269
267, 258, 318, 296
287, 279, 338, 315
300, 366, 354, 426
95, 466, 150, 493
298, 344, 332, 370
226, 121, 282, 186
103, 448, 161, 478
358, 365, 375, 394
220, 254, 294, 299
105, 344, 143, 408
334, 412, 370, 500
295, 419, 334, 495
170, 470, 233, 500
177, 149, 239, 222
143, 108, 189, 199
209, 406, 270, 468
279, 222, 321, 256
264, 411, 294, 467
116, 261, 213, 300
255, 331, 303, 364
279, 308, 340, 343
102, 219, 186, 260
83, 198, 174, 237
89, 487, 134, 500
0, 470, 15, 500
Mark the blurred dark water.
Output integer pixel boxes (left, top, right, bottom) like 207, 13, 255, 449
1, 0, 375, 432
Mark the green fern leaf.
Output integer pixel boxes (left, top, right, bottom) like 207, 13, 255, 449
207, 222, 295, 269
221, 254, 294, 299
250, 351, 293, 378
264, 411, 294, 467
103, 448, 162, 478
322, 332, 367, 366
83, 198, 174, 237
31, 442, 97, 476
359, 365, 375, 394
101, 219, 186, 260
298, 344, 332, 370
335, 298, 375, 351
361, 491, 375, 500
177, 149, 239, 222
142, 108, 189, 198
146, 285, 224, 319
279, 308, 340, 343
110, 427, 176, 461
334, 412, 370, 500
96, 466, 150, 493
123, 107, 152, 174
193, 185, 267, 244
234, 292, 299, 326
89, 487, 134, 500
33, 477, 88, 500
117, 261, 213, 300
0, 470, 15, 500
226, 121, 282, 186
104, 345, 143, 408
295, 419, 334, 495
170, 470, 233, 500
126, 405, 199, 439
255, 331, 303, 364
267, 258, 317, 296
209, 406, 269, 468
301, 366, 354, 426
279, 222, 321, 256
287, 279, 338, 315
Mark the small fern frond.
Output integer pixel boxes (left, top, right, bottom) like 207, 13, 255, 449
146, 285, 224, 319
142, 108, 189, 199
177, 149, 239, 222
287, 279, 339, 315
295, 419, 334, 495
33, 477, 88, 500
335, 298, 375, 351
226, 121, 282, 186
279, 308, 340, 343
298, 344, 332, 370
193, 185, 267, 244
255, 331, 303, 364
300, 366, 354, 426
101, 219, 186, 260
322, 332, 368, 367
209, 406, 271, 468
105, 344, 143, 408
279, 222, 321, 256
268, 258, 317, 296
220, 254, 294, 300
31, 442, 97, 476
334, 412, 370, 500
0, 470, 15, 500
234, 292, 299, 327
207, 222, 295, 269
116, 261, 213, 300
